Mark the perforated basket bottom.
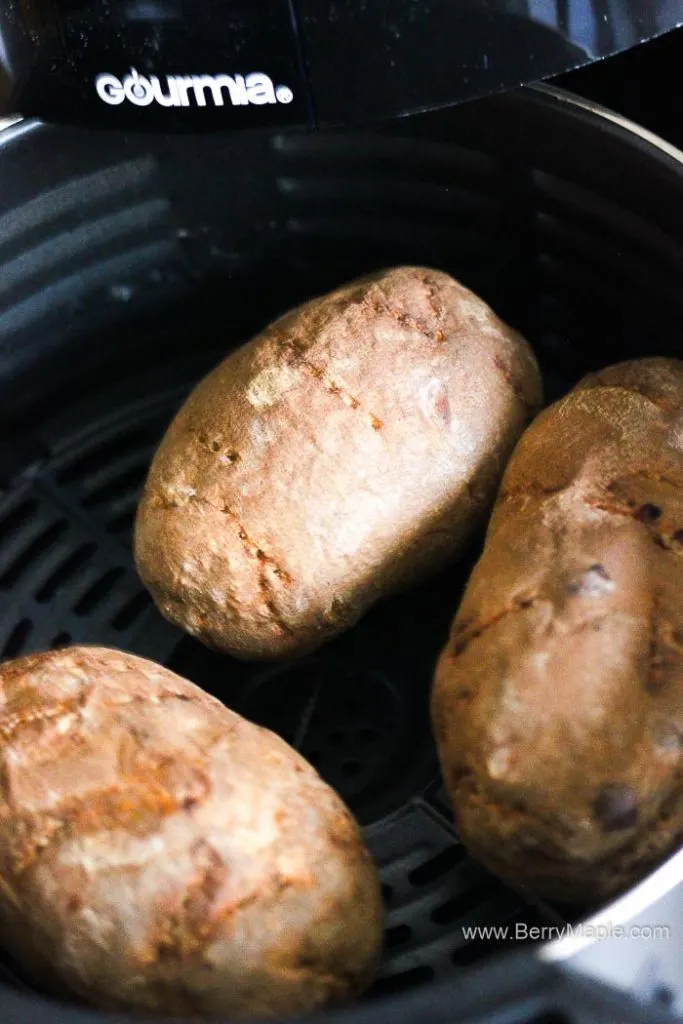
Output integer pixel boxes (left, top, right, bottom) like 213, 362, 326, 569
0, 350, 565, 1001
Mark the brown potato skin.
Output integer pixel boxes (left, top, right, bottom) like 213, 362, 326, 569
432, 357, 683, 908
0, 647, 383, 1018
134, 266, 542, 660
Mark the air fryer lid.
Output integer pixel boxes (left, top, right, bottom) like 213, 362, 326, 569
0, 1, 682, 132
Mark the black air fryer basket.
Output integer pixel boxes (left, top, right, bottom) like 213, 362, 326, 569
1, 84, 683, 1024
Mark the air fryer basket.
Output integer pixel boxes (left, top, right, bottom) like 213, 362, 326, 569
0, 85, 682, 1024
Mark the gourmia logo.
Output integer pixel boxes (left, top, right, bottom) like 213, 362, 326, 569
95, 68, 295, 108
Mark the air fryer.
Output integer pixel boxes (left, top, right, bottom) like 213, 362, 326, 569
2, 6, 683, 1024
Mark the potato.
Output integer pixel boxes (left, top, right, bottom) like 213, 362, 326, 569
432, 357, 683, 907
135, 266, 542, 660
0, 647, 383, 1018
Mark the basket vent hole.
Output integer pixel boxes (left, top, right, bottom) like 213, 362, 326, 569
409, 845, 467, 886
384, 924, 412, 951
358, 726, 377, 744
451, 936, 506, 966
112, 591, 151, 632
0, 521, 68, 590
4, 619, 32, 658
108, 509, 136, 537
431, 879, 496, 925
381, 884, 393, 905
0, 500, 39, 544
36, 543, 97, 603
370, 965, 434, 999
51, 633, 72, 649
74, 568, 126, 616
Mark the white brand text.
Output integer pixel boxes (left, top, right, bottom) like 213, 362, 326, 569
96, 68, 294, 108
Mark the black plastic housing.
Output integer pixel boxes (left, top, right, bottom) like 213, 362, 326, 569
0, 1, 681, 131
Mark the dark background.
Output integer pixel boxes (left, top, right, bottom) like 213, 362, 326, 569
557, 27, 683, 146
